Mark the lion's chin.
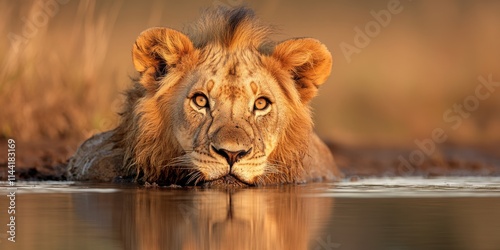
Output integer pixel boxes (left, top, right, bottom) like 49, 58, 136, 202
201, 175, 250, 188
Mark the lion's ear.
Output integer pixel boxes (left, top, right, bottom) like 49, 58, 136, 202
132, 27, 194, 91
272, 38, 332, 103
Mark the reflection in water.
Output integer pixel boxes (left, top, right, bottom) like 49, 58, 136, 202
3, 179, 500, 249
74, 186, 333, 250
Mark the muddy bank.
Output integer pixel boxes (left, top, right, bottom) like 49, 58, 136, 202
0, 138, 499, 181
0, 139, 77, 181
329, 143, 500, 179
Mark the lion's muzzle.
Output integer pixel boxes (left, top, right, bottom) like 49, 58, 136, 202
212, 145, 252, 167
209, 124, 253, 167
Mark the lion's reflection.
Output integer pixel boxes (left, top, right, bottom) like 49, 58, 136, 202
82, 186, 333, 249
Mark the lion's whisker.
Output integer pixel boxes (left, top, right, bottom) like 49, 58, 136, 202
187, 171, 202, 185
193, 174, 203, 186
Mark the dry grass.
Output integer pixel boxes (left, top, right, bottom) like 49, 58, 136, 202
1, 0, 499, 147
0, 0, 122, 142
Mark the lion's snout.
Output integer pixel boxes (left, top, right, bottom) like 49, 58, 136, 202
212, 145, 252, 167
210, 125, 253, 166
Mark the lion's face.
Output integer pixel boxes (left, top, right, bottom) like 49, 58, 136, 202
130, 21, 333, 185
172, 49, 286, 185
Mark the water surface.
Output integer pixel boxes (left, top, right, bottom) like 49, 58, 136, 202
1, 177, 500, 250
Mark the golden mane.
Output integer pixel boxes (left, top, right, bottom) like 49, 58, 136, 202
187, 7, 273, 51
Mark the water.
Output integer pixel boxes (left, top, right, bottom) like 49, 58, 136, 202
1, 177, 500, 250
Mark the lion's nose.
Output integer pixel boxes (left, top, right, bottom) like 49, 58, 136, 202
212, 146, 251, 167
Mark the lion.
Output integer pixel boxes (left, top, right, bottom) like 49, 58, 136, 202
67, 6, 342, 186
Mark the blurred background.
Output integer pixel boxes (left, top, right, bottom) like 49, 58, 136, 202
1, 0, 499, 149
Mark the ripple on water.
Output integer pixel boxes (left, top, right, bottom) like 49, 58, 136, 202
316, 176, 500, 198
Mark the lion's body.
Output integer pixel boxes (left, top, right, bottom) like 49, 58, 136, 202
67, 7, 342, 186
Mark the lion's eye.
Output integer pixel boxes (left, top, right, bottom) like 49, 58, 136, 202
254, 97, 270, 111
193, 94, 209, 108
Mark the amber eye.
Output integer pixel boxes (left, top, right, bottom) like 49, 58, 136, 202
254, 97, 270, 111
193, 94, 209, 108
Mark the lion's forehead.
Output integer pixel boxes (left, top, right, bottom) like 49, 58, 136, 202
196, 50, 273, 101
199, 48, 267, 81
217, 84, 246, 100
